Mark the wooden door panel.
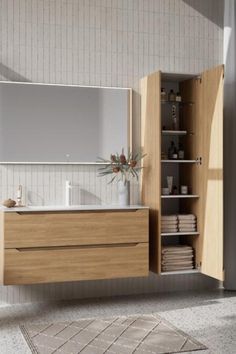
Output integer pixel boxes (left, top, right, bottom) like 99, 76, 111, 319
199, 65, 224, 280
141, 71, 161, 273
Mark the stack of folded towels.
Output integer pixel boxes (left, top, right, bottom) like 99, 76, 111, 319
161, 215, 178, 233
161, 214, 197, 233
178, 214, 197, 232
161, 245, 194, 272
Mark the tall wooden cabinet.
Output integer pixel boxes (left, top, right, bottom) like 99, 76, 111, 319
141, 65, 224, 281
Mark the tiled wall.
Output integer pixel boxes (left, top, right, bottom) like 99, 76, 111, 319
0, 0, 224, 303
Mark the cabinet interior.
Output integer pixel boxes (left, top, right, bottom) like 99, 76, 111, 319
160, 73, 201, 273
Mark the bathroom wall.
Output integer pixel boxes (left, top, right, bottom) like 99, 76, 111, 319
0, 0, 224, 304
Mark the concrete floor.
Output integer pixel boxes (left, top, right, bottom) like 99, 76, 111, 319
0, 290, 235, 354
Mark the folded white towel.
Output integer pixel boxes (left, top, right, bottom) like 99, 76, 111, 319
178, 220, 196, 225
178, 214, 196, 221
162, 245, 193, 252
162, 215, 178, 221
179, 227, 197, 232
161, 220, 178, 226
161, 225, 178, 230
162, 261, 194, 266
162, 265, 194, 271
162, 254, 194, 261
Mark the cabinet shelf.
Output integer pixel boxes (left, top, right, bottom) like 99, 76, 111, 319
162, 130, 187, 136
161, 195, 199, 199
161, 269, 200, 275
161, 159, 198, 163
161, 232, 199, 236
161, 100, 194, 106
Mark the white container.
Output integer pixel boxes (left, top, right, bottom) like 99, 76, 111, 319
181, 185, 188, 195
167, 176, 173, 194
162, 187, 169, 195
118, 180, 130, 206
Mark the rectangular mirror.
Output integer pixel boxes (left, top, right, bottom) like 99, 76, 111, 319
0, 82, 132, 163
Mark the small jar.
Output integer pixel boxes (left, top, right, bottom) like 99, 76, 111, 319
181, 186, 188, 195
176, 92, 182, 102
162, 187, 169, 195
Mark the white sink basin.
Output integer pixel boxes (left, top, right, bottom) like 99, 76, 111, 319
0, 205, 148, 213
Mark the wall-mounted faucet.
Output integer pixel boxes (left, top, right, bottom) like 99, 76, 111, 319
65, 180, 72, 206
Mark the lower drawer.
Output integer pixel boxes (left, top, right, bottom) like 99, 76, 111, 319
4, 243, 148, 285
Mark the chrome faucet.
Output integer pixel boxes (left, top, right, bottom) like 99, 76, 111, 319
65, 180, 72, 206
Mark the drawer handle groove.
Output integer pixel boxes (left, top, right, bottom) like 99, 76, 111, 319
15, 243, 141, 252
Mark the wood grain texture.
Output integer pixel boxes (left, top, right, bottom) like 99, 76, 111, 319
141, 71, 161, 274
4, 210, 149, 248
4, 243, 149, 285
0, 212, 4, 284
198, 65, 224, 281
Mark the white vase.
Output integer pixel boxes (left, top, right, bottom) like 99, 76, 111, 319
118, 180, 130, 206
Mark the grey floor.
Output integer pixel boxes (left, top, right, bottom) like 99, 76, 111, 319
0, 290, 235, 354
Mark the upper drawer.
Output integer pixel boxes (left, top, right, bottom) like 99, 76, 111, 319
4, 209, 149, 248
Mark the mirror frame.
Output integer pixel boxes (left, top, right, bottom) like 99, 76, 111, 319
0, 81, 133, 164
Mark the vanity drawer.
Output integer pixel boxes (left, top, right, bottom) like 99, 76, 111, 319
3, 243, 148, 285
4, 210, 149, 248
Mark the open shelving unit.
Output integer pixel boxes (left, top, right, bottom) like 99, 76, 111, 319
141, 65, 224, 281
160, 75, 199, 275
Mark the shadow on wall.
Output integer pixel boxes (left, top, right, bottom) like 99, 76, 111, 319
0, 63, 31, 82
183, 0, 224, 28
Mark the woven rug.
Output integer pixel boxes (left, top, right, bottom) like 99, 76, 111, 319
20, 314, 207, 354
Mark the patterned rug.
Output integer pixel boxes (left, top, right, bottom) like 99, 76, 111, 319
20, 314, 207, 354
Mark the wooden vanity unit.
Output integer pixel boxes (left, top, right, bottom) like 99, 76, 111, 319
0, 206, 149, 285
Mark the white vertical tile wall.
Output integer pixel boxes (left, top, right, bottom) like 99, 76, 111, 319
0, 0, 224, 303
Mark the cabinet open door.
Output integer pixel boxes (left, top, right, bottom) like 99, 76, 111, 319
198, 65, 224, 281
141, 71, 161, 274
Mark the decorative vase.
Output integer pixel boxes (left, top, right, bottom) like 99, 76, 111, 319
118, 180, 130, 206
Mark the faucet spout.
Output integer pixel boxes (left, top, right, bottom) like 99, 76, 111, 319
65, 180, 72, 206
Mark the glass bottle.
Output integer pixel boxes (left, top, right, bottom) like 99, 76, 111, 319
169, 89, 176, 101
161, 88, 167, 101
168, 141, 176, 159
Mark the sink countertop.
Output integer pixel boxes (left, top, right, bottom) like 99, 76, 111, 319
0, 204, 149, 212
